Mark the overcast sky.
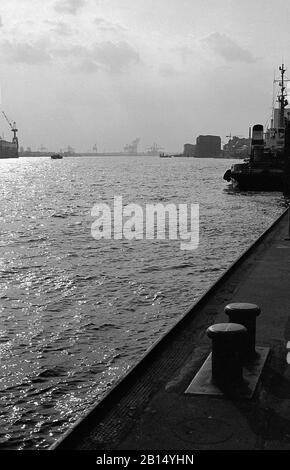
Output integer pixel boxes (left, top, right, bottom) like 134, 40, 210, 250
0, 0, 290, 152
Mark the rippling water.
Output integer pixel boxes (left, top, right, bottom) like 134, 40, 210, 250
0, 156, 286, 448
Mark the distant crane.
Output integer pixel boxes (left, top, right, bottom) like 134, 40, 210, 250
2, 111, 18, 147
146, 143, 163, 155
226, 132, 245, 139
124, 138, 140, 154
225, 133, 244, 144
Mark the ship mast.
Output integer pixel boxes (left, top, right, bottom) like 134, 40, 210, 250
277, 64, 289, 128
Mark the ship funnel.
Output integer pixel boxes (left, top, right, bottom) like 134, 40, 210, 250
251, 124, 264, 146
251, 124, 264, 163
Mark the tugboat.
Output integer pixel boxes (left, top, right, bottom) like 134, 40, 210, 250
224, 64, 290, 191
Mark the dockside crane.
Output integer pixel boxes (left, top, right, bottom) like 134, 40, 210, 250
2, 111, 18, 147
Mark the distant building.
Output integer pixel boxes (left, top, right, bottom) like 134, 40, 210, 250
196, 135, 221, 158
183, 143, 196, 157
223, 136, 250, 159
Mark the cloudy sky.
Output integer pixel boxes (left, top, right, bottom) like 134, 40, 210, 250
0, 0, 290, 152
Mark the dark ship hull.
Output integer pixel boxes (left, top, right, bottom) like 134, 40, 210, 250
0, 139, 19, 158
51, 154, 63, 159
228, 165, 286, 191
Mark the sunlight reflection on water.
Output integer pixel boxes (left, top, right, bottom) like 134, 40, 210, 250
0, 156, 286, 448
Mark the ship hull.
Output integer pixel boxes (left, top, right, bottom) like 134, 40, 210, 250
0, 139, 19, 159
230, 169, 285, 191
51, 154, 63, 159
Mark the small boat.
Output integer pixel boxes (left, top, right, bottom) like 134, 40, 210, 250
51, 154, 63, 159
160, 152, 172, 158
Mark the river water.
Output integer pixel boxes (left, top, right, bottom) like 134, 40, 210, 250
0, 156, 286, 449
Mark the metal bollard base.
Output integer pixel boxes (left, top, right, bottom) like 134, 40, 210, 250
184, 346, 270, 399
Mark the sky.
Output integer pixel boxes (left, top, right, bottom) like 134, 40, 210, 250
0, 0, 290, 152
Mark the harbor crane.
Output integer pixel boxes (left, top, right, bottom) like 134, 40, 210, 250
2, 111, 18, 146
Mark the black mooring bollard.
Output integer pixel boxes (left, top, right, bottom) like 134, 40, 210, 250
224, 303, 261, 360
206, 323, 247, 388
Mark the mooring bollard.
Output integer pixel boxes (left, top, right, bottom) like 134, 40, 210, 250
206, 323, 247, 388
224, 303, 261, 360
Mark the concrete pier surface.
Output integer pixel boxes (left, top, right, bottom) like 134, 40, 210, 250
53, 209, 290, 450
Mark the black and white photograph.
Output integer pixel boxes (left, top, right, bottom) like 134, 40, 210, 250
1, 0, 290, 460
